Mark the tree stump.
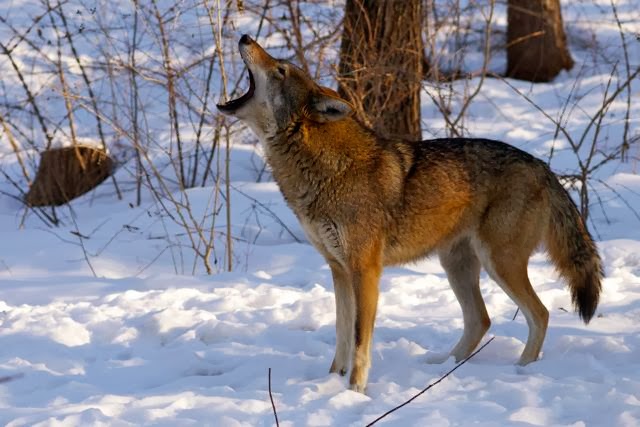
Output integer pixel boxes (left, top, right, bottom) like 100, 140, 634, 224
25, 145, 113, 207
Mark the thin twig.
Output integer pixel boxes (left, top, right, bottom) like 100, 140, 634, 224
55, 0, 122, 199
46, 0, 79, 151
0, 168, 57, 227
151, 0, 186, 188
450, 0, 495, 132
0, 113, 31, 183
268, 368, 280, 427
610, 0, 632, 160
596, 179, 640, 222
0, 373, 24, 384
67, 206, 97, 278
365, 337, 495, 426
130, 0, 143, 206
0, 40, 53, 148
231, 184, 302, 243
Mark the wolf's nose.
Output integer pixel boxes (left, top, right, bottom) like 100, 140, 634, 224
239, 34, 253, 45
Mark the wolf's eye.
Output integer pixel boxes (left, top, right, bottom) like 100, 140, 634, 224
276, 65, 287, 79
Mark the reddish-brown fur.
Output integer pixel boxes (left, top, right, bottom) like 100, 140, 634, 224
217, 36, 603, 393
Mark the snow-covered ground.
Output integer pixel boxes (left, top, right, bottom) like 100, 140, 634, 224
2, 180, 640, 426
1, 0, 640, 425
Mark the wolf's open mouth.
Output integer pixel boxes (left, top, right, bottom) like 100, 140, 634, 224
217, 69, 255, 112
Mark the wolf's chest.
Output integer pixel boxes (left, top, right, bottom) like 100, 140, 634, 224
299, 216, 346, 263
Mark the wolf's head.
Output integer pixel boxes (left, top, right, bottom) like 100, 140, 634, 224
217, 35, 353, 140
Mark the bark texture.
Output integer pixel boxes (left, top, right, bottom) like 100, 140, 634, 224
338, 0, 424, 141
26, 145, 113, 207
507, 0, 574, 82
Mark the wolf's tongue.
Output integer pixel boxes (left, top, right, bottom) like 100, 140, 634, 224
217, 69, 255, 112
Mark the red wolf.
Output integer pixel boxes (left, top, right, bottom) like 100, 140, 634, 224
217, 35, 603, 393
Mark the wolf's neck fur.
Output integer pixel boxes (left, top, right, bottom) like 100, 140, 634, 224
260, 116, 372, 214
259, 115, 413, 226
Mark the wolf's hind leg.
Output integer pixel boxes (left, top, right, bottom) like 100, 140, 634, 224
482, 254, 549, 365
475, 174, 550, 365
439, 238, 490, 362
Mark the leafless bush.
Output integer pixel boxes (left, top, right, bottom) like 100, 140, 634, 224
0, 0, 637, 274
420, 0, 638, 226
423, 0, 496, 137
498, 0, 639, 224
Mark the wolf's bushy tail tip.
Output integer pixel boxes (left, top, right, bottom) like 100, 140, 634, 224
573, 262, 603, 324
547, 178, 603, 324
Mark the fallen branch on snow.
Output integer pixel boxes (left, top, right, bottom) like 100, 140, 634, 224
0, 373, 24, 384
366, 336, 496, 426
268, 367, 280, 427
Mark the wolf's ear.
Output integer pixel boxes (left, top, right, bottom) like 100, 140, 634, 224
305, 87, 353, 123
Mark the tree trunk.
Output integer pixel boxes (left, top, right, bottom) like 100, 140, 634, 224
507, 0, 574, 82
338, 0, 424, 141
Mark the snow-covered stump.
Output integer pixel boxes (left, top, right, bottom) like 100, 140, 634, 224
25, 145, 113, 207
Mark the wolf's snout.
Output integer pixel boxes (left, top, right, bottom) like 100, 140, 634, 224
216, 35, 258, 113
239, 34, 253, 46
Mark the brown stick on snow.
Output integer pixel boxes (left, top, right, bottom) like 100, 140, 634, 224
268, 368, 280, 427
366, 337, 496, 426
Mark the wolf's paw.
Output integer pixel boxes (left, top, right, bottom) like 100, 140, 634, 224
424, 351, 451, 364
517, 352, 541, 366
329, 359, 347, 376
349, 382, 366, 394
329, 366, 347, 377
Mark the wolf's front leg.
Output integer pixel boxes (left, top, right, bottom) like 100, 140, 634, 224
348, 243, 383, 393
328, 261, 355, 376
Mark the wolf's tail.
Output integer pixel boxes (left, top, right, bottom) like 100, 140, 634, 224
545, 176, 603, 323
